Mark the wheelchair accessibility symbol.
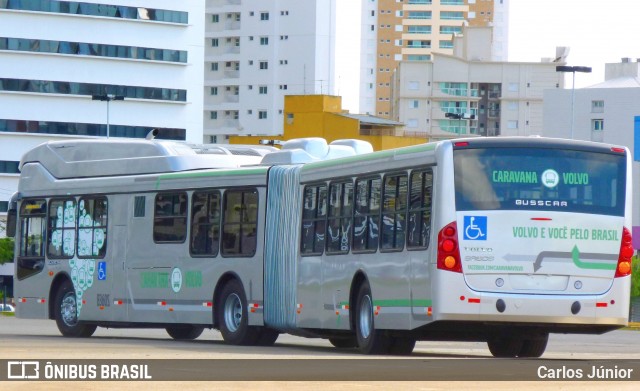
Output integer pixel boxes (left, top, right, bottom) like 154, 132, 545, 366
463, 216, 487, 241
97, 261, 107, 281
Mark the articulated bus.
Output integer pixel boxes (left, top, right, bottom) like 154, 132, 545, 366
6, 136, 633, 357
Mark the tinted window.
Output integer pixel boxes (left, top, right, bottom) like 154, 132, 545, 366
407, 169, 433, 249
301, 185, 327, 255
352, 177, 380, 252
222, 189, 258, 256
454, 148, 626, 215
154, 192, 187, 242
381, 174, 407, 251
18, 199, 47, 280
326, 181, 354, 254
191, 191, 221, 256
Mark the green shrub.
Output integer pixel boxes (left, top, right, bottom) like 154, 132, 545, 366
632, 255, 640, 297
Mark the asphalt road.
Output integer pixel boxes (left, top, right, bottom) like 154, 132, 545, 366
0, 316, 639, 390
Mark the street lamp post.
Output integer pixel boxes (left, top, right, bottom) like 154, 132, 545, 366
92, 94, 125, 138
555, 65, 592, 139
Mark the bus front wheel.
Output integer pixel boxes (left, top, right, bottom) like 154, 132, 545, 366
355, 281, 391, 354
54, 280, 97, 338
217, 280, 259, 345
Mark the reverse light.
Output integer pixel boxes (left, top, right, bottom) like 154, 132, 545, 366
615, 227, 633, 278
437, 221, 462, 273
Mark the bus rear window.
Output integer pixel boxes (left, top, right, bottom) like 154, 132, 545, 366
454, 148, 626, 216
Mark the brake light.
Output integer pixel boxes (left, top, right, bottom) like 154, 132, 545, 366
615, 227, 633, 278
611, 147, 626, 154
437, 221, 462, 273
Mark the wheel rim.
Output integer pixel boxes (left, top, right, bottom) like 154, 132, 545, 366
224, 293, 243, 333
358, 294, 373, 339
60, 291, 78, 327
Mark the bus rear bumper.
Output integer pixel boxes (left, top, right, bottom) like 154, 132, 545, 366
433, 279, 630, 328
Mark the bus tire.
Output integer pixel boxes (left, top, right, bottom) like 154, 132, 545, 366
217, 279, 259, 345
487, 336, 523, 358
166, 326, 204, 340
329, 337, 357, 349
255, 328, 280, 346
54, 280, 97, 338
355, 281, 391, 354
388, 337, 416, 355
518, 333, 548, 358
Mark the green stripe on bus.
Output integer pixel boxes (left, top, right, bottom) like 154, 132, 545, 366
339, 299, 432, 307
154, 167, 268, 189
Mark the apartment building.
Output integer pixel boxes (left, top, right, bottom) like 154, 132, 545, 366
390, 27, 564, 139
360, 0, 508, 117
204, 0, 336, 142
0, 0, 205, 220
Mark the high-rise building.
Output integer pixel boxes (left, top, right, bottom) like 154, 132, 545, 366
360, 0, 508, 117
0, 0, 205, 223
204, 0, 336, 143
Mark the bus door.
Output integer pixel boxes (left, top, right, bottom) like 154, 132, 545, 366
126, 192, 187, 324
407, 168, 435, 324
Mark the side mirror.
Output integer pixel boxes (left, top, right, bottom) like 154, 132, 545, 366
6, 208, 16, 238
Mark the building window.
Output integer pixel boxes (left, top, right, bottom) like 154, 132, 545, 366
212, 14, 219, 23
210, 111, 218, 120
258, 111, 267, 119
211, 62, 219, 71
210, 87, 218, 95
408, 81, 419, 90
592, 119, 604, 131
154, 193, 187, 243
259, 61, 268, 70
507, 120, 519, 129
260, 37, 269, 45
260, 12, 269, 20
211, 38, 219, 47
410, 100, 419, 109
592, 100, 604, 113
259, 86, 268, 94
407, 119, 419, 128
0, 160, 20, 173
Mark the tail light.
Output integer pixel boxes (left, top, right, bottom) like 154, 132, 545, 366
437, 221, 462, 273
615, 227, 633, 278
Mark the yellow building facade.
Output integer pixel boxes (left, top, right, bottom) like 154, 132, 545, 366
229, 95, 428, 151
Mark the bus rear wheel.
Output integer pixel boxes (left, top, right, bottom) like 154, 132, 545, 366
518, 333, 548, 358
54, 280, 97, 338
217, 280, 260, 345
166, 325, 204, 340
355, 281, 391, 354
487, 336, 523, 358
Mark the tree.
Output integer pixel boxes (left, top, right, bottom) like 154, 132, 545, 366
0, 219, 15, 264
632, 256, 640, 298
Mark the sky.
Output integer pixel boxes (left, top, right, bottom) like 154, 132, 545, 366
335, 0, 640, 113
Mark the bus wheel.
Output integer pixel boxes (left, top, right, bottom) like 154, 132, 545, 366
329, 337, 357, 348
518, 333, 548, 358
487, 336, 523, 358
355, 281, 391, 354
217, 280, 259, 345
255, 328, 280, 346
388, 337, 416, 355
166, 326, 204, 340
54, 280, 97, 338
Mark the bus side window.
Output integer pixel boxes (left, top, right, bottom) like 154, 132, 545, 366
407, 169, 433, 249
77, 197, 108, 258
17, 199, 47, 280
47, 198, 76, 259
300, 184, 327, 255
190, 190, 221, 257
353, 177, 380, 252
381, 174, 407, 251
326, 181, 353, 254
221, 189, 258, 257
153, 192, 187, 243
